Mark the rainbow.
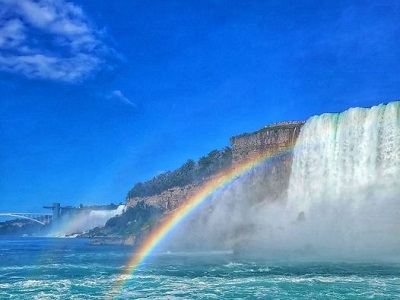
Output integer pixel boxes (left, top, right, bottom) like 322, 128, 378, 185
111, 146, 294, 298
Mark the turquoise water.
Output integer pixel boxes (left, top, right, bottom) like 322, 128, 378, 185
1, 237, 400, 299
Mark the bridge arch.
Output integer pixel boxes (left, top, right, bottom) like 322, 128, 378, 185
0, 213, 48, 225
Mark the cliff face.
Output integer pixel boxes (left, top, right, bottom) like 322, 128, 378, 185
230, 121, 305, 162
122, 121, 304, 212
124, 121, 304, 212
229, 121, 305, 203
127, 183, 201, 211
84, 183, 205, 245
164, 120, 305, 251
86, 121, 305, 248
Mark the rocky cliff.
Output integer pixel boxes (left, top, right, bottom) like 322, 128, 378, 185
127, 183, 201, 211
82, 183, 204, 244
230, 121, 305, 162
228, 121, 305, 203
124, 121, 305, 210
84, 121, 305, 248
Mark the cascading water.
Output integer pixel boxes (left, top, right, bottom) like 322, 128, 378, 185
162, 102, 399, 259
287, 101, 400, 258
52, 205, 125, 237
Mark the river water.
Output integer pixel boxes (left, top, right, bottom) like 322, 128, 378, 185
1, 236, 400, 299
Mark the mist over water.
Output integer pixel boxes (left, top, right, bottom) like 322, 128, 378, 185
166, 102, 400, 260
51, 205, 125, 236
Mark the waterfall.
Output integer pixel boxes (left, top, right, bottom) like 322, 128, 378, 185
289, 101, 399, 210
53, 205, 125, 237
286, 101, 400, 257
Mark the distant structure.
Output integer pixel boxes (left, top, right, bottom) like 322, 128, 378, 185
0, 213, 51, 225
45, 202, 60, 223
43, 203, 120, 226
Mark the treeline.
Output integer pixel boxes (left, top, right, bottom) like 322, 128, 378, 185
104, 201, 162, 236
127, 147, 233, 198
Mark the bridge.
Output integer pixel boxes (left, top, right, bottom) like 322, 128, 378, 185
0, 213, 52, 225
0, 203, 121, 227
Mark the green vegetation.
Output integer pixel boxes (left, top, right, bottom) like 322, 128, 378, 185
127, 147, 233, 198
83, 147, 233, 242
0, 219, 50, 236
105, 200, 162, 236
85, 200, 163, 239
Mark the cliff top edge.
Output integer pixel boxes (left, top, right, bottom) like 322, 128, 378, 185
230, 121, 305, 141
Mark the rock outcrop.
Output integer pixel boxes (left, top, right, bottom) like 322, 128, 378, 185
83, 183, 207, 245
127, 183, 201, 210
230, 121, 305, 162
228, 121, 305, 203
84, 121, 305, 247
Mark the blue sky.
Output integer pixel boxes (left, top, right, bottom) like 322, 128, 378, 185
1, 0, 400, 213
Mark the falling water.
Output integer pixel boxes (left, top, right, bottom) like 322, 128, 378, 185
165, 102, 399, 258
52, 205, 125, 236
287, 101, 400, 258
